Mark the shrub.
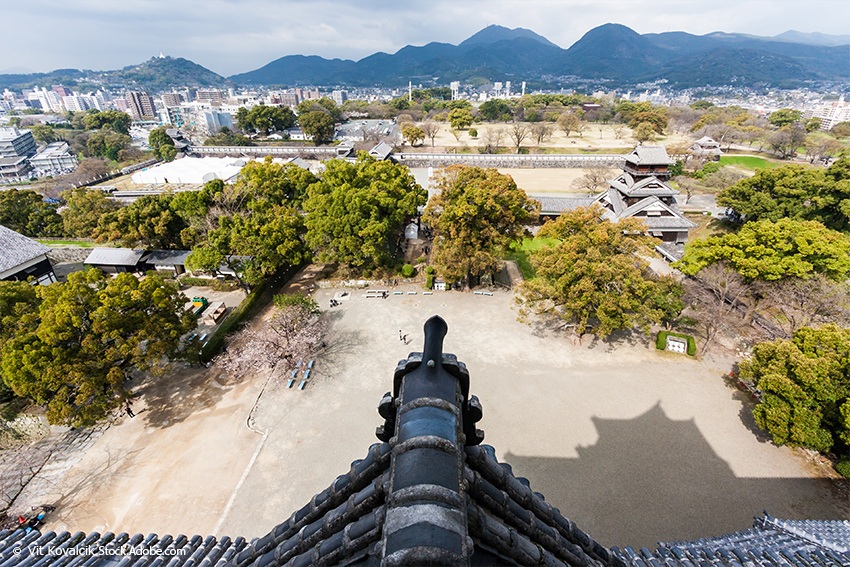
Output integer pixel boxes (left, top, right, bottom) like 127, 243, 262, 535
836, 460, 850, 479
425, 265, 435, 275
401, 263, 415, 277
468, 128, 478, 138
656, 330, 696, 356
425, 274, 434, 289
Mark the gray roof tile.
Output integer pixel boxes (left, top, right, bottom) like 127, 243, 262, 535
0, 224, 50, 274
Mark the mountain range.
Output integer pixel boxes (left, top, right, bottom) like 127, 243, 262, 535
2, 25, 848, 92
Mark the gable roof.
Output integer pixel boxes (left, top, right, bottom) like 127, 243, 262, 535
84, 248, 146, 267
141, 249, 192, 266
625, 145, 673, 166
368, 141, 394, 161
0, 224, 50, 274
534, 195, 597, 215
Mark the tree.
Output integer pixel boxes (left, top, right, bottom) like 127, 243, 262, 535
517, 205, 680, 338
480, 127, 504, 154
507, 122, 531, 152
557, 112, 580, 137
214, 294, 327, 378
681, 262, 752, 354
742, 324, 850, 453
401, 124, 425, 146
0, 269, 195, 426
447, 108, 473, 130
298, 111, 335, 145
81, 110, 132, 134
94, 194, 188, 249
768, 108, 803, 128
0, 189, 63, 237
296, 98, 342, 123
86, 129, 132, 161
675, 218, 850, 282
570, 168, 610, 195
422, 121, 440, 147
304, 155, 425, 268
423, 166, 538, 286
60, 187, 119, 238
531, 122, 552, 145
757, 275, 850, 338
204, 126, 254, 146
628, 110, 667, 134
830, 122, 850, 139
633, 122, 657, 144
479, 99, 513, 122
767, 125, 807, 159
148, 127, 176, 162
237, 104, 296, 135
29, 125, 56, 144
716, 161, 850, 232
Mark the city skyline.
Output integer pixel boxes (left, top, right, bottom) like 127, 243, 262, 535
1, 0, 848, 77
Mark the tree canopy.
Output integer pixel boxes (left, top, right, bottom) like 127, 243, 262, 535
716, 159, 850, 232
0, 189, 63, 237
517, 205, 681, 337
235, 105, 296, 135
423, 166, 539, 286
298, 111, 335, 145
149, 126, 176, 161
742, 324, 850, 453
304, 155, 425, 268
60, 187, 120, 238
447, 108, 473, 130
94, 193, 189, 249
0, 270, 194, 426
675, 218, 850, 281
81, 110, 132, 135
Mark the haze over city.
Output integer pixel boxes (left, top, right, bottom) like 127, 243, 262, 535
2, 0, 848, 76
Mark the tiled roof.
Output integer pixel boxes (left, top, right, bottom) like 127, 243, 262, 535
84, 248, 146, 267
368, 141, 394, 161
534, 196, 597, 214
622, 176, 678, 197
625, 146, 673, 166
141, 249, 192, 265
0, 223, 50, 274
1, 317, 846, 566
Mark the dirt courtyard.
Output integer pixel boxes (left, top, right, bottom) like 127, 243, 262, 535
45, 277, 848, 549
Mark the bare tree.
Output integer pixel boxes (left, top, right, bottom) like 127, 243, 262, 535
422, 121, 440, 147
480, 127, 504, 154
508, 122, 531, 152
570, 168, 610, 195
683, 262, 753, 354
215, 297, 328, 379
612, 125, 626, 140
756, 276, 850, 338
557, 112, 580, 137
531, 123, 553, 145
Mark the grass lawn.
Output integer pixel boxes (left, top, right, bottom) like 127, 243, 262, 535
504, 236, 559, 279
718, 155, 780, 171
36, 239, 97, 248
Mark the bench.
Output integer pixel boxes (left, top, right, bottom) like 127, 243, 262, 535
298, 381, 306, 390
287, 379, 295, 388
304, 369, 311, 380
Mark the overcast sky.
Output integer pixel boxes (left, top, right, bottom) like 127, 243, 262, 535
1, 0, 847, 76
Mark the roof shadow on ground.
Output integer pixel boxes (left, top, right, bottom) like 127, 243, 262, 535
503, 403, 849, 549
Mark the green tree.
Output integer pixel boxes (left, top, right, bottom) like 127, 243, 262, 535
479, 100, 513, 122
298, 111, 335, 145
447, 108, 473, 130
768, 108, 803, 128
29, 124, 56, 144
423, 165, 539, 286
675, 218, 850, 281
60, 187, 120, 238
628, 110, 667, 134
557, 112, 580, 137
402, 124, 425, 146
830, 122, 850, 138
148, 126, 176, 161
633, 122, 657, 144
204, 126, 254, 146
517, 205, 680, 338
742, 324, 850, 453
81, 110, 132, 134
304, 155, 425, 268
237, 104, 296, 135
0, 189, 63, 237
86, 129, 132, 161
297, 98, 342, 123
0, 269, 195, 426
94, 194, 188, 249
716, 161, 850, 232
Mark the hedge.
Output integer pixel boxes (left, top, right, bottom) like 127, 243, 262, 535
836, 460, 850, 479
656, 330, 696, 356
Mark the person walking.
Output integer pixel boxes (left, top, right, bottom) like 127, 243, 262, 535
399, 330, 403, 341
125, 402, 135, 418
